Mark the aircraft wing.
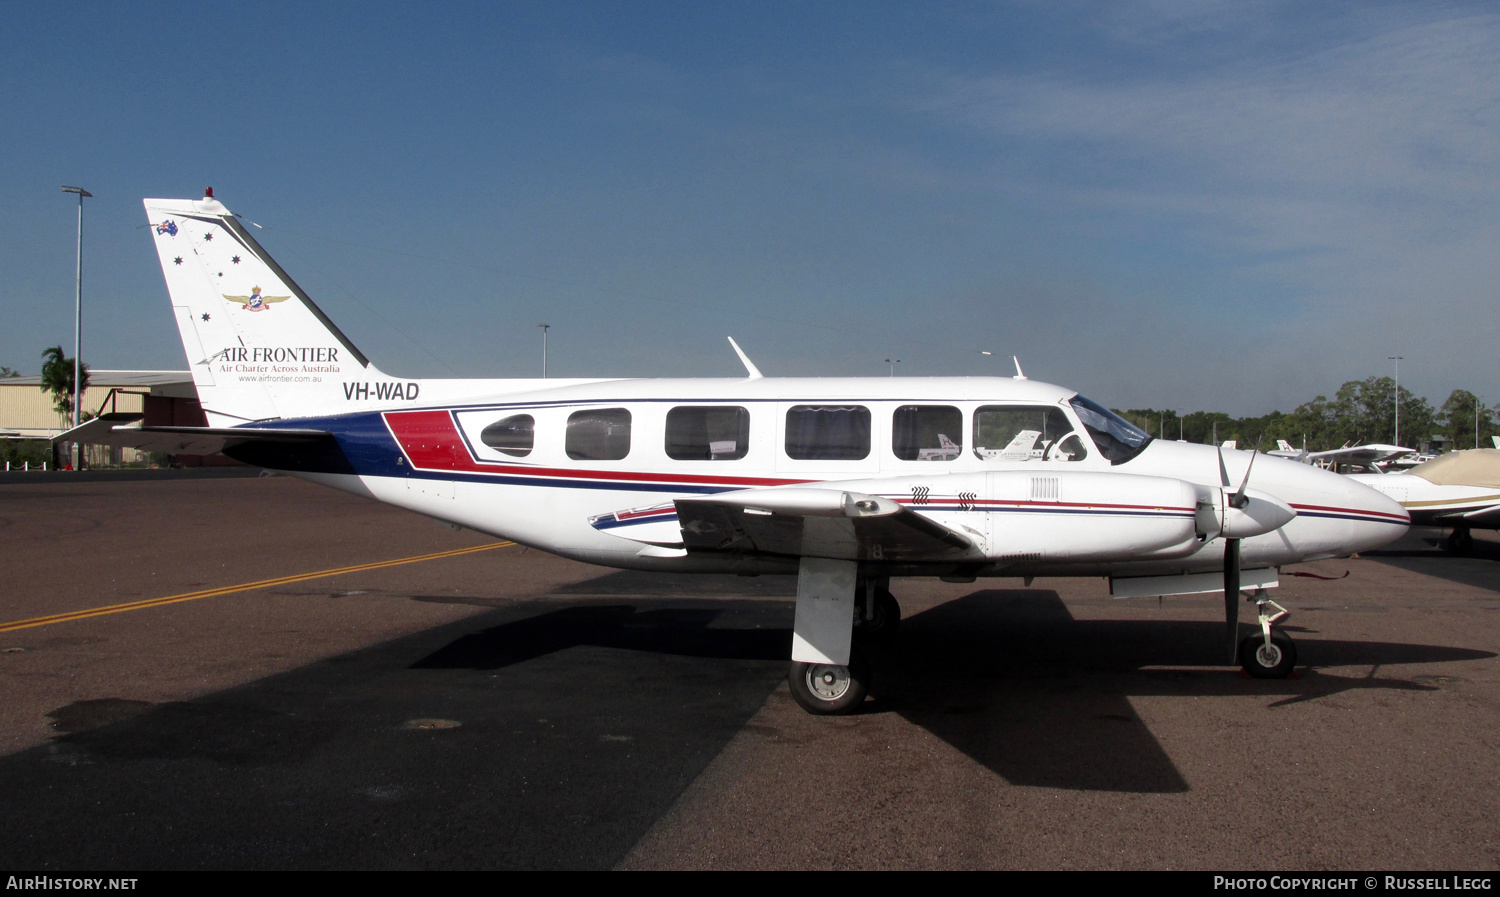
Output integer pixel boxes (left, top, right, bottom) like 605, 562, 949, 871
1308, 444, 1414, 468
593, 487, 977, 562
1435, 503, 1500, 527
55, 414, 333, 455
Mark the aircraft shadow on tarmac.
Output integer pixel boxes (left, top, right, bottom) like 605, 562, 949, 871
1364, 528, 1500, 593
7, 585, 1492, 869
409, 582, 1495, 794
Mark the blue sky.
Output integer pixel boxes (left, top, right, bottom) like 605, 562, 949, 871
3, 1, 1497, 415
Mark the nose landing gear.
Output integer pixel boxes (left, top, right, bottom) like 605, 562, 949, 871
1239, 590, 1297, 678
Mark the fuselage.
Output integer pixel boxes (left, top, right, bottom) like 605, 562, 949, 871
1349, 471, 1500, 528
243, 374, 1409, 580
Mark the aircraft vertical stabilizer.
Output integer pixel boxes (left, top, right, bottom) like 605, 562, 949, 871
144, 193, 402, 425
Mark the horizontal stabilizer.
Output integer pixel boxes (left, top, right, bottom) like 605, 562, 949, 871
56, 418, 333, 456
53, 413, 145, 445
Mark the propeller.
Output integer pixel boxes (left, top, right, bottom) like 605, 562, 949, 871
1219, 439, 1260, 663
1224, 535, 1240, 663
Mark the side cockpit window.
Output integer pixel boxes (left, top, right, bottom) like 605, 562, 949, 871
1068, 395, 1151, 464
480, 413, 535, 457
892, 405, 962, 461
567, 408, 632, 460
666, 406, 750, 460
973, 405, 1087, 462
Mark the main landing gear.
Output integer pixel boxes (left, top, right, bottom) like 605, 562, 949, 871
1238, 589, 1297, 679
789, 650, 872, 715
1444, 526, 1474, 556
787, 569, 900, 715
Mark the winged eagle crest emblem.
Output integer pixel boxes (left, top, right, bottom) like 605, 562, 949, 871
223, 286, 291, 312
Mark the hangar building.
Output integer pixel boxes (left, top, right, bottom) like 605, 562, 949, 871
0, 371, 234, 468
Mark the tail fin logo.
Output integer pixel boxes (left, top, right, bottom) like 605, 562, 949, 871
224, 286, 290, 312
155, 220, 178, 236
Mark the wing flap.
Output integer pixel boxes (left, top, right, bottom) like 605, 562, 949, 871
673, 488, 974, 562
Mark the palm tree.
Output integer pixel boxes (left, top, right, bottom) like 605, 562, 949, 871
39, 345, 89, 423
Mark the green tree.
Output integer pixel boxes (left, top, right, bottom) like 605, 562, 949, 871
1178, 410, 1234, 445
39, 345, 90, 423
1437, 390, 1499, 450
0, 366, 20, 378
1331, 376, 1434, 449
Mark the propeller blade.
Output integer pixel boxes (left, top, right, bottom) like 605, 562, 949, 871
1217, 443, 1231, 488
1225, 538, 1241, 664
1230, 450, 1257, 509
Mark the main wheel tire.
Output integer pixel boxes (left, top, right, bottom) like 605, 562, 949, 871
1239, 632, 1297, 679
1445, 528, 1474, 556
788, 649, 871, 715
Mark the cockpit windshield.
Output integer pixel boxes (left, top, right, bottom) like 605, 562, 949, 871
1069, 394, 1153, 464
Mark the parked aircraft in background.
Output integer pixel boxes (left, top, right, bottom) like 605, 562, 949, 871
62, 192, 1410, 714
1300, 442, 1416, 473
1351, 449, 1500, 555
1270, 440, 1305, 461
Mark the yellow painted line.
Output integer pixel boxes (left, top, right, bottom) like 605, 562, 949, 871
0, 541, 515, 634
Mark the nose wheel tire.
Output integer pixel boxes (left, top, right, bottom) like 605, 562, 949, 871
1239, 632, 1297, 679
788, 649, 871, 715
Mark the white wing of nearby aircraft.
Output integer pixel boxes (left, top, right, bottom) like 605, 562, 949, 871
1350, 449, 1500, 555
59, 192, 1411, 714
1304, 442, 1415, 473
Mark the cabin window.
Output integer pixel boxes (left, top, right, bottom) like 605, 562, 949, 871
892, 405, 962, 461
480, 414, 535, 457
566, 408, 632, 460
785, 405, 871, 461
973, 405, 1087, 462
666, 406, 750, 460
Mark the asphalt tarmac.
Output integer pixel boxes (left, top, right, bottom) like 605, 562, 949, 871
1, 473, 1497, 870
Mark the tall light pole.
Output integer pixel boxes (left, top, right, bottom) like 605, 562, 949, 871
1389, 355, 1403, 446
885, 358, 900, 377
537, 323, 550, 378
62, 186, 91, 469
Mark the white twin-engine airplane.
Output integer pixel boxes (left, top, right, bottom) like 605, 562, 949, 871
72, 192, 1411, 714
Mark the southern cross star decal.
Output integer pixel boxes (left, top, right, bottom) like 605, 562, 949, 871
203, 233, 213, 241
174, 257, 183, 265
200, 313, 211, 322
231, 256, 241, 264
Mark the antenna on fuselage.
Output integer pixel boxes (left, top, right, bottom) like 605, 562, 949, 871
1012, 356, 1028, 380
728, 337, 764, 380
